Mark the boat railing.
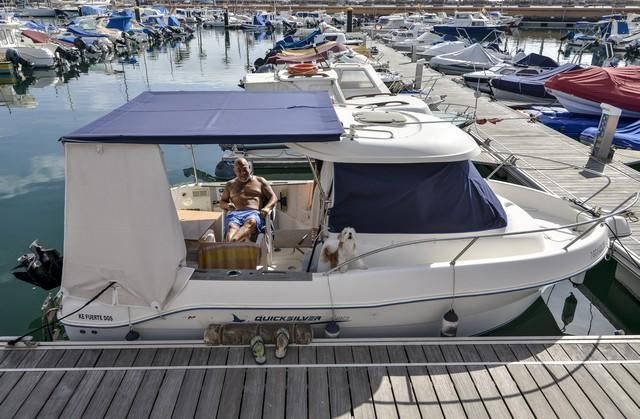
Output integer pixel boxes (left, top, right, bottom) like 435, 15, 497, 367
326, 191, 638, 275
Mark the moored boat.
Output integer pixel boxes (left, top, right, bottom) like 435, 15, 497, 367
545, 66, 640, 118
13, 90, 632, 341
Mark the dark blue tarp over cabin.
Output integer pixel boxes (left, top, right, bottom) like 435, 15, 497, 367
61, 91, 344, 144
329, 161, 507, 234
490, 63, 581, 99
514, 53, 558, 68
580, 119, 640, 150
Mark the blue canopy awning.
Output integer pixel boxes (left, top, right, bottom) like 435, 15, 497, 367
61, 91, 344, 144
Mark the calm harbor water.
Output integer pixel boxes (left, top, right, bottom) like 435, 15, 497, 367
0, 28, 637, 338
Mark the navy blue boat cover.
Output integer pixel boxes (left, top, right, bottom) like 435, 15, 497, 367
514, 53, 558, 68
61, 91, 343, 144
329, 161, 507, 234
491, 63, 581, 99
581, 119, 640, 150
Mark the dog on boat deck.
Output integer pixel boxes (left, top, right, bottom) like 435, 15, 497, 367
317, 227, 368, 273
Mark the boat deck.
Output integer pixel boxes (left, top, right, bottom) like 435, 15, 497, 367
1, 336, 640, 418
372, 41, 640, 294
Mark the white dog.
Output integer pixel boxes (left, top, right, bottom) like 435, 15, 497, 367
317, 227, 368, 273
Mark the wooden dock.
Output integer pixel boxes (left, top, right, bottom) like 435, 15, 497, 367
1, 336, 640, 418
372, 41, 640, 297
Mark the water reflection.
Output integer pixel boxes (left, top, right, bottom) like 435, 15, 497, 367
0, 154, 64, 199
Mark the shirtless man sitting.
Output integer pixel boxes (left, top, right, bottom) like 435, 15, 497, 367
219, 158, 278, 242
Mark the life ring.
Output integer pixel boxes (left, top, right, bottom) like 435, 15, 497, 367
288, 63, 318, 76
374, 24, 383, 30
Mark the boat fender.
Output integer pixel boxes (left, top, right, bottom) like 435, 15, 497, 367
440, 309, 458, 337
324, 321, 341, 338
561, 292, 578, 329
125, 330, 140, 341
605, 215, 632, 239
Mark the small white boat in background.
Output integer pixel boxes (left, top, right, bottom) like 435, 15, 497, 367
429, 43, 505, 75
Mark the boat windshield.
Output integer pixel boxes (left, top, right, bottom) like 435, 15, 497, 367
329, 161, 507, 234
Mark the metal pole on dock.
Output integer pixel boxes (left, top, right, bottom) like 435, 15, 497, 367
346, 8, 353, 33
411, 44, 417, 62
134, 0, 141, 23
591, 103, 622, 162
414, 59, 425, 90
224, 9, 229, 28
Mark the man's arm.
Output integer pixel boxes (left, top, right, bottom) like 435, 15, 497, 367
219, 181, 236, 211
259, 177, 278, 218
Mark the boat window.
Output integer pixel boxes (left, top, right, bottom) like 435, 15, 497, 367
517, 69, 541, 75
329, 161, 507, 234
338, 70, 375, 90
500, 68, 516, 75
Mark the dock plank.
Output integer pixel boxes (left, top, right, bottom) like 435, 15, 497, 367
60, 349, 121, 419
240, 345, 266, 419
335, 345, 375, 419
263, 346, 286, 419
421, 345, 467, 418
1, 348, 64, 418
318, 346, 351, 419
0, 349, 47, 404
386, 345, 422, 419
172, 348, 211, 419
14, 349, 83, 419
150, 348, 193, 419
473, 345, 534, 419
216, 347, 245, 419
105, 348, 157, 419
544, 343, 622, 418
508, 344, 579, 419
308, 346, 330, 419
439, 345, 489, 419
561, 343, 640, 417
194, 347, 228, 419
126, 348, 175, 419
38, 349, 102, 419
286, 347, 307, 419
368, 346, 399, 419
84, 348, 138, 418
492, 344, 557, 418
404, 345, 445, 419
456, 344, 511, 419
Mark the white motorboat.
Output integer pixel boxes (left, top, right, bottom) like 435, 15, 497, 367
429, 43, 504, 75
462, 53, 558, 94
20, 90, 631, 341
417, 40, 469, 62
242, 62, 431, 114
391, 31, 444, 52
0, 15, 56, 68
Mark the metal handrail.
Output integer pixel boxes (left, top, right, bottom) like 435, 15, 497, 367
325, 192, 638, 275
485, 151, 612, 205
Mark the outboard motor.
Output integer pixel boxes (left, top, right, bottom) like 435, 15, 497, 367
255, 63, 276, 73
12, 241, 63, 290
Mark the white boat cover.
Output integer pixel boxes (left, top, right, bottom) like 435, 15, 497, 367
63, 143, 189, 309
420, 41, 467, 57
430, 43, 502, 67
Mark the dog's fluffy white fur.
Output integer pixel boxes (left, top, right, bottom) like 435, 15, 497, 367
317, 227, 367, 273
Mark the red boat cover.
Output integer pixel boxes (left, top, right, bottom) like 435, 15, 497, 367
21, 30, 50, 44
545, 66, 640, 113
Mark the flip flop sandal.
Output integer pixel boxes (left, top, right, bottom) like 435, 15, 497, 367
250, 336, 266, 365
275, 327, 290, 359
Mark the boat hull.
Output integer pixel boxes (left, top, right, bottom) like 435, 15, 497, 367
62, 287, 541, 340
547, 89, 640, 118
491, 86, 557, 104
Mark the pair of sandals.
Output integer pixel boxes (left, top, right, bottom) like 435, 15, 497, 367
250, 327, 290, 364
